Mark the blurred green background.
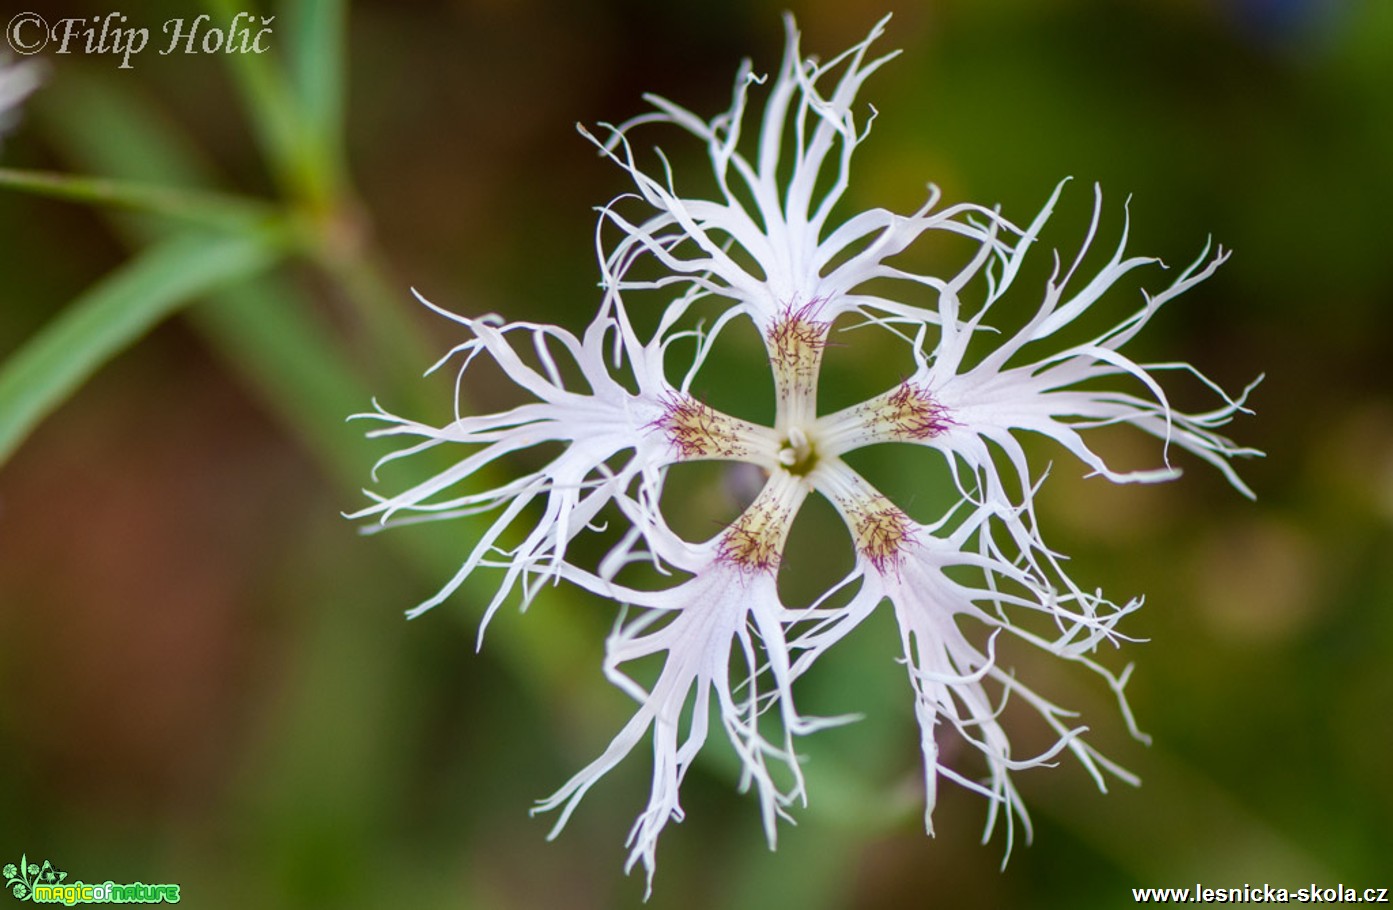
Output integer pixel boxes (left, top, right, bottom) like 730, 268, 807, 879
1, 1, 1390, 907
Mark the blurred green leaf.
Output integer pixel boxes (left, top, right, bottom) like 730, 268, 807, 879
204, 0, 305, 201
0, 228, 288, 467
200, 0, 347, 209
0, 167, 275, 231
286, 0, 349, 199
36, 71, 218, 190
33, 14, 603, 713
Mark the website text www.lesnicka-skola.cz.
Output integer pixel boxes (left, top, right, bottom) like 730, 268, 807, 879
1133, 884, 1390, 904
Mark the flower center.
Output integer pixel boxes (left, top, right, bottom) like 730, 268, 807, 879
776, 425, 818, 475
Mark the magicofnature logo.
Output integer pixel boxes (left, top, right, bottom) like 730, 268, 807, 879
3, 855, 179, 905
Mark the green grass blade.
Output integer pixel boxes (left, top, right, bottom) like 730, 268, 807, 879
202, 0, 347, 208
286, 0, 348, 197
203, 0, 304, 200
0, 229, 288, 467
0, 167, 276, 231
32, 56, 602, 707
35, 71, 217, 190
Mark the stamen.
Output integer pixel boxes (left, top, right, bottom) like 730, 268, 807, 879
879, 382, 955, 440
811, 457, 917, 572
844, 496, 916, 573
716, 470, 807, 573
766, 301, 831, 426
650, 393, 773, 462
776, 425, 817, 475
814, 380, 955, 456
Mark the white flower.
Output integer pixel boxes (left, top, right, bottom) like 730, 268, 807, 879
587, 14, 1011, 349
349, 291, 777, 639
811, 180, 1264, 592
0, 54, 42, 149
533, 470, 851, 894
793, 458, 1146, 853
357, 12, 1260, 894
